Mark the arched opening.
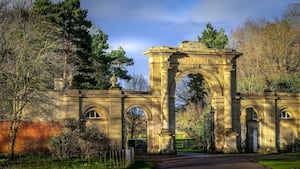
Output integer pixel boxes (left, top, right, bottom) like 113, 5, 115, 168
277, 109, 296, 152
174, 73, 214, 153
245, 107, 259, 153
83, 106, 109, 135
125, 106, 147, 155
85, 110, 101, 119
144, 41, 241, 154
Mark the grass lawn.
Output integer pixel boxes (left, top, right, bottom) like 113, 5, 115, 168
1, 159, 154, 169
2, 159, 109, 169
0, 156, 131, 169
257, 158, 300, 169
176, 148, 204, 153
0, 155, 154, 169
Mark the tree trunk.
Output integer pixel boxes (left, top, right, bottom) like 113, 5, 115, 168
8, 120, 19, 160
9, 98, 21, 161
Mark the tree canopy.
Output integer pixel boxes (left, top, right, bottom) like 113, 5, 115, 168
0, 0, 134, 159
32, 0, 133, 89
231, 3, 300, 93
0, 0, 63, 159
198, 23, 228, 49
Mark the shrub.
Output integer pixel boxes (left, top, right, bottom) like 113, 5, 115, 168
48, 118, 110, 159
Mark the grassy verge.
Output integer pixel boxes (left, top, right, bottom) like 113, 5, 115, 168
0, 156, 155, 169
2, 159, 108, 169
285, 152, 300, 156
257, 158, 300, 169
0, 155, 131, 169
176, 148, 204, 153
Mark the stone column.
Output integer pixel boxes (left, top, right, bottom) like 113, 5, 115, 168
223, 65, 238, 153
159, 55, 175, 154
161, 57, 169, 130
144, 46, 177, 154
223, 66, 233, 131
211, 96, 223, 151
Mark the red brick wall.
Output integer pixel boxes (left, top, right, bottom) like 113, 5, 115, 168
0, 121, 62, 154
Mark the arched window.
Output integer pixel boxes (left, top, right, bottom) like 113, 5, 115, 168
85, 110, 101, 119
279, 111, 291, 119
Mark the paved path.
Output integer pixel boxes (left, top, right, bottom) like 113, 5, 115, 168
138, 153, 270, 169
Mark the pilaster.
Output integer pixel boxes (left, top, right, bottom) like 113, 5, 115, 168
260, 92, 278, 153
108, 88, 123, 149
159, 55, 176, 154
223, 65, 233, 131
161, 55, 170, 130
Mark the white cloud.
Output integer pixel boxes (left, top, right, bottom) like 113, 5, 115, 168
109, 38, 152, 55
108, 38, 151, 79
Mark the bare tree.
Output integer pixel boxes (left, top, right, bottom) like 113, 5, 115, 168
123, 73, 149, 139
0, 0, 61, 160
126, 107, 146, 139
175, 76, 192, 109
123, 72, 149, 91
284, 2, 300, 24
231, 15, 300, 93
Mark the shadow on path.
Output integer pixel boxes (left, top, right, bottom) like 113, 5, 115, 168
136, 152, 299, 169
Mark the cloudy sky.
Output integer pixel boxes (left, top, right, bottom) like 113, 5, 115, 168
77, 0, 297, 79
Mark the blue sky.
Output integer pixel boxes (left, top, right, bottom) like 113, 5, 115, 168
74, 0, 297, 79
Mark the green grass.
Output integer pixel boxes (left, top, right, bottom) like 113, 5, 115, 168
257, 158, 300, 169
0, 157, 154, 169
176, 148, 204, 153
284, 152, 300, 156
0, 156, 130, 169
3, 159, 106, 169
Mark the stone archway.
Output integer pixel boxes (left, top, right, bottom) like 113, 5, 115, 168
81, 105, 109, 135
123, 105, 149, 154
276, 107, 298, 151
239, 105, 263, 153
144, 41, 241, 153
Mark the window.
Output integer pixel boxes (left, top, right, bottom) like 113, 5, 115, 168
85, 110, 101, 119
279, 111, 291, 119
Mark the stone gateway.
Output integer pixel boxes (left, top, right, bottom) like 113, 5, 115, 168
1, 41, 299, 154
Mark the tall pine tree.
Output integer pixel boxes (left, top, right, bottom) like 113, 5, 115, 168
33, 0, 94, 89
33, 0, 133, 89
91, 29, 133, 89
198, 23, 228, 49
